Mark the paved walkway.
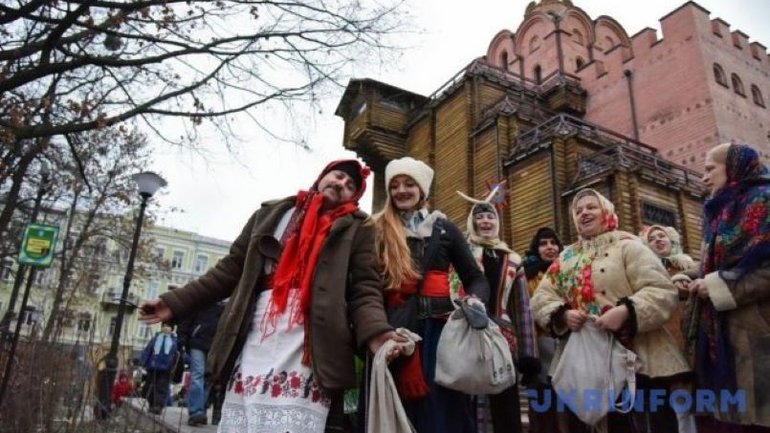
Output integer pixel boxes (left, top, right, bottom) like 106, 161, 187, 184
124, 398, 218, 433
124, 395, 530, 432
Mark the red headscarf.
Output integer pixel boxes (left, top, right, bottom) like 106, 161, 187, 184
261, 160, 370, 345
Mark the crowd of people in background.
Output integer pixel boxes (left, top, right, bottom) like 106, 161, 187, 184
109, 305, 226, 425
131, 141, 769, 433
176, 299, 226, 426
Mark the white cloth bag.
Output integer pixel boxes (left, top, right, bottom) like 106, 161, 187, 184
366, 328, 419, 433
435, 307, 516, 395
551, 320, 640, 426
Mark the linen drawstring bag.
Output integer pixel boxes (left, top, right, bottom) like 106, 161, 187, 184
435, 301, 516, 395
551, 320, 639, 429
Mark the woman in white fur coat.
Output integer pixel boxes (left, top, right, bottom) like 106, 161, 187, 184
530, 188, 690, 433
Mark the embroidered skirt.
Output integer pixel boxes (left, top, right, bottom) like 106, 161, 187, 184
218, 289, 330, 433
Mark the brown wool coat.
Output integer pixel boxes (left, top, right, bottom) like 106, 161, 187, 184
160, 196, 392, 391
683, 260, 770, 426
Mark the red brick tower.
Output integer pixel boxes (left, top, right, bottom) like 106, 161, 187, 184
486, 0, 769, 169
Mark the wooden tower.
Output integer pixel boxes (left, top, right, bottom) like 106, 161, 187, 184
335, 60, 705, 255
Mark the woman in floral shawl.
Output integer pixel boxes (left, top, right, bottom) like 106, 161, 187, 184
530, 188, 690, 432
682, 143, 770, 432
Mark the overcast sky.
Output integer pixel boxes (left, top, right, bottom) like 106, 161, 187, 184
148, 0, 769, 242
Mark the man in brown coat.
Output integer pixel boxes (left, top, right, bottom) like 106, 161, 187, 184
140, 159, 399, 432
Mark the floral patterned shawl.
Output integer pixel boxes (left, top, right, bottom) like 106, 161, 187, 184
544, 189, 622, 316
703, 144, 770, 278
691, 143, 770, 397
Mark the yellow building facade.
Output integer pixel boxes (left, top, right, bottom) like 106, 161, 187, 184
0, 221, 230, 359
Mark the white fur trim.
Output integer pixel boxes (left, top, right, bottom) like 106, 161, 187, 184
385, 157, 434, 199
705, 271, 737, 311
671, 273, 692, 284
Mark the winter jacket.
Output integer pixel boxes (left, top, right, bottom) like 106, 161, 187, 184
405, 214, 488, 302
176, 301, 225, 353
141, 332, 179, 372
111, 376, 133, 405
159, 196, 392, 390
530, 230, 690, 379
683, 259, 770, 426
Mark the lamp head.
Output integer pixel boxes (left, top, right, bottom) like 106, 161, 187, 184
132, 171, 167, 198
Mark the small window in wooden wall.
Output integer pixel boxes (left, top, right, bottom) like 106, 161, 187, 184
380, 98, 404, 111
641, 201, 678, 228
576, 156, 605, 177
352, 101, 367, 118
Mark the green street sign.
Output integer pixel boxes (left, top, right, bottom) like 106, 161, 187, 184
18, 223, 59, 267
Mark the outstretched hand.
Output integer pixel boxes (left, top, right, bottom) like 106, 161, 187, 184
138, 298, 173, 324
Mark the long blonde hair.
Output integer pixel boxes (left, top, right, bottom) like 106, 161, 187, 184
373, 197, 421, 290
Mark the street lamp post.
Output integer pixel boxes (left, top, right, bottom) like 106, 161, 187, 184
96, 172, 166, 418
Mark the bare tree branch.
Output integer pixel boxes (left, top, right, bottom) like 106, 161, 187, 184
0, 0, 407, 145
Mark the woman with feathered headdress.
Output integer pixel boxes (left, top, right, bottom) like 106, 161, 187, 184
453, 184, 538, 433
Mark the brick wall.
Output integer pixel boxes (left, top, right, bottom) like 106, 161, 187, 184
490, 1, 770, 170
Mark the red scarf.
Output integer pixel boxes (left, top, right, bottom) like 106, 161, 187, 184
260, 190, 358, 340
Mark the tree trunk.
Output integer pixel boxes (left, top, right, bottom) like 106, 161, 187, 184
0, 150, 37, 244
41, 190, 79, 342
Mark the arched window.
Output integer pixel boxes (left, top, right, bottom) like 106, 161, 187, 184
529, 36, 541, 53
500, 51, 509, 71
576, 57, 585, 71
713, 63, 727, 86
534, 65, 542, 84
572, 29, 584, 45
731, 73, 745, 96
604, 36, 615, 52
751, 85, 765, 107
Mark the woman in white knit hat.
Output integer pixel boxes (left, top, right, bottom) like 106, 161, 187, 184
372, 156, 489, 433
